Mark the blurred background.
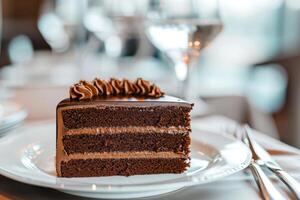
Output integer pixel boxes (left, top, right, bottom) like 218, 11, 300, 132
0, 0, 300, 147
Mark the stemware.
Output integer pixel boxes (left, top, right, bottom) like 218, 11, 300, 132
146, 0, 223, 99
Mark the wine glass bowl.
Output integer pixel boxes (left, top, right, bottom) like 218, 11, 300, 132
146, 0, 223, 99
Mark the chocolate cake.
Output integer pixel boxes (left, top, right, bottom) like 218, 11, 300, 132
56, 78, 193, 177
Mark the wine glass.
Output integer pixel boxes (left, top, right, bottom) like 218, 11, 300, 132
146, 0, 223, 99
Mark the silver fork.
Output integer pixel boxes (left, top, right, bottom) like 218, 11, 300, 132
223, 125, 286, 200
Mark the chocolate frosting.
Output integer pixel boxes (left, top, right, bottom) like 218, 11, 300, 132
109, 78, 124, 95
93, 78, 113, 96
123, 79, 136, 95
69, 81, 98, 100
70, 78, 164, 100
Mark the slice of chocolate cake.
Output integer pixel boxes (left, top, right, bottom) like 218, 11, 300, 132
56, 78, 193, 177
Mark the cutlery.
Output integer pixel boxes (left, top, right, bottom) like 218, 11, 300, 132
245, 125, 300, 200
242, 126, 286, 200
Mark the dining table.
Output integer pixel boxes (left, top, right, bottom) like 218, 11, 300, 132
0, 115, 299, 200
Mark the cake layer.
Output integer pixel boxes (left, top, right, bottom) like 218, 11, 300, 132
60, 158, 189, 177
62, 132, 190, 154
61, 106, 191, 129
56, 151, 188, 176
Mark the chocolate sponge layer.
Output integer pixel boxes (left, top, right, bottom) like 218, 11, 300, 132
63, 132, 190, 154
60, 158, 189, 177
61, 106, 191, 129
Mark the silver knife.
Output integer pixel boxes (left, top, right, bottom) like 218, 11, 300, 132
245, 125, 300, 200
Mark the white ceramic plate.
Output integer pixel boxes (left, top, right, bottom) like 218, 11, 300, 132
0, 101, 27, 135
0, 121, 251, 199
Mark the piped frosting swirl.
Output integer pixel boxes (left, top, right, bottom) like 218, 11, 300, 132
70, 80, 98, 100
70, 78, 164, 100
93, 78, 113, 96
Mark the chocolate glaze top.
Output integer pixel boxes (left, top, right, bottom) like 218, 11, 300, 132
70, 78, 164, 100
57, 95, 193, 109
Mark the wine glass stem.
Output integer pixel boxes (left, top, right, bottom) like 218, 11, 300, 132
176, 60, 190, 100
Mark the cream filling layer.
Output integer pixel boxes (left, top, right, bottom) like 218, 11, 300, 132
64, 126, 190, 135
61, 151, 188, 162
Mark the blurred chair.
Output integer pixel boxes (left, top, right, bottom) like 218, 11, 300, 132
255, 55, 300, 147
